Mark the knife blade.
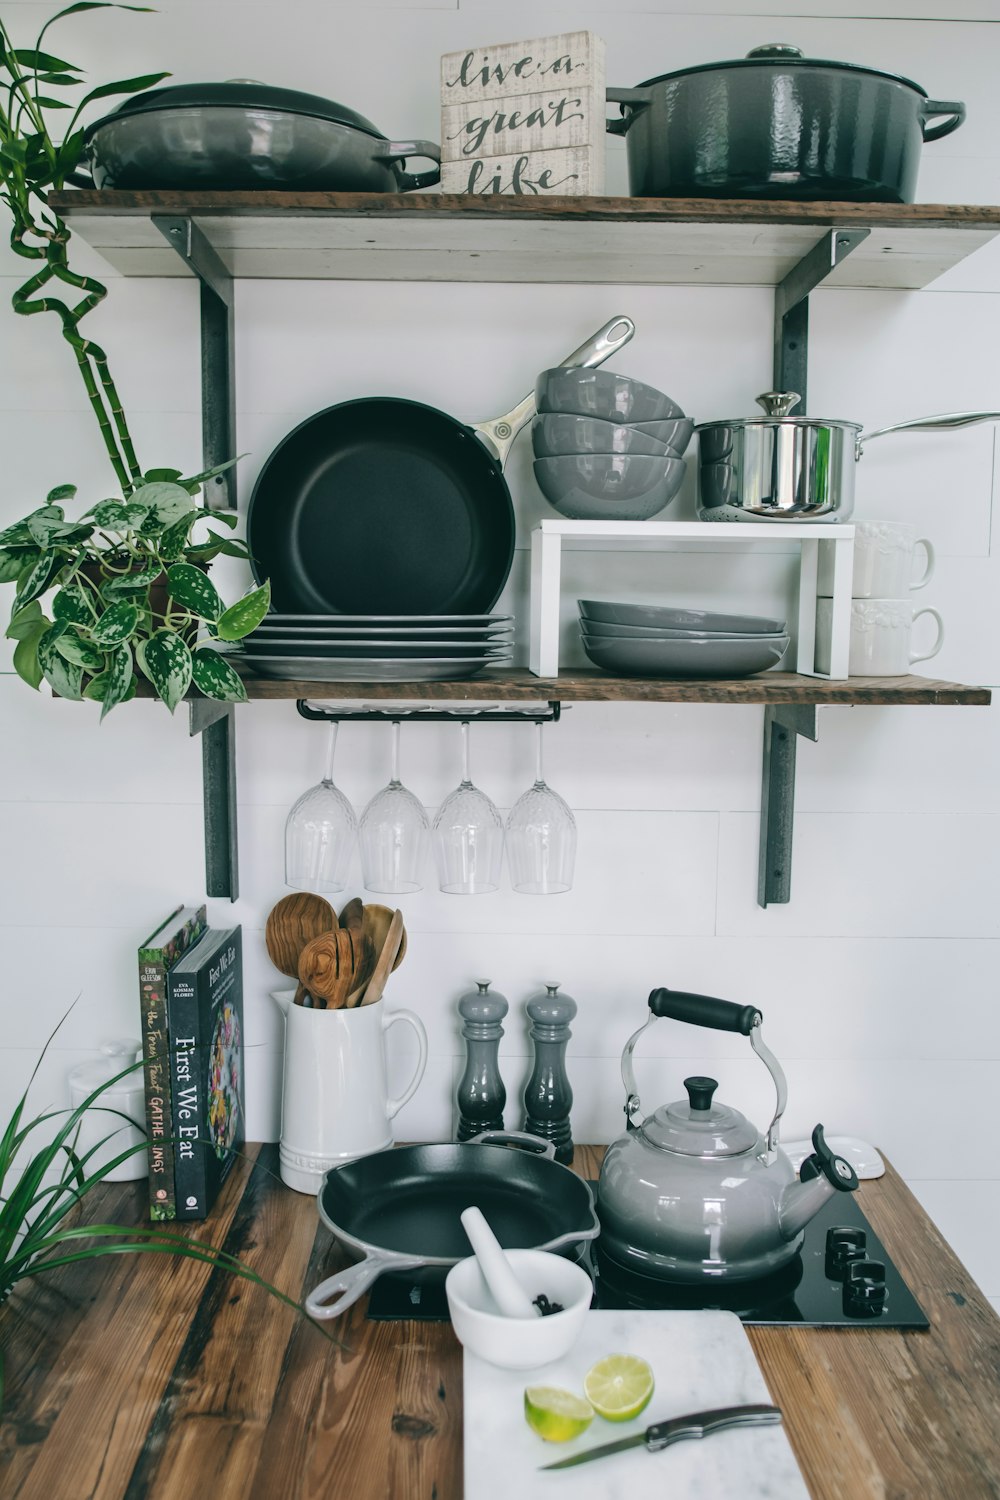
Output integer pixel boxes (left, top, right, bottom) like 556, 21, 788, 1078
540, 1403, 783, 1470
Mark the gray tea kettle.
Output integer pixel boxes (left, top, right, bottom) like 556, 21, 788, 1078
597, 987, 858, 1283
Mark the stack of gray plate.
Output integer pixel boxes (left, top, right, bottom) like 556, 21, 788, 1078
232, 614, 514, 681
532, 367, 693, 521
578, 599, 789, 678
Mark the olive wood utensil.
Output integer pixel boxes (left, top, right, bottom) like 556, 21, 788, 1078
363, 902, 408, 973
360, 908, 405, 1008
346, 933, 378, 1007
265, 893, 336, 982
298, 929, 357, 1010
339, 897, 364, 939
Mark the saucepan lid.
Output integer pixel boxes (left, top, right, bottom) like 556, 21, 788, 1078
86, 80, 386, 140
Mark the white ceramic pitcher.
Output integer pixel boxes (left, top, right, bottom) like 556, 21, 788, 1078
272, 990, 428, 1194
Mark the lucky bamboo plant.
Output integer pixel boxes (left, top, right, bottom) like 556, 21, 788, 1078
0, 4, 267, 716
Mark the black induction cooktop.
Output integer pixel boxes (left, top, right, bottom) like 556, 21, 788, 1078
365, 1186, 929, 1329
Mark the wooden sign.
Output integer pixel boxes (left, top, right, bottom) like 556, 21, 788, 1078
440, 31, 606, 197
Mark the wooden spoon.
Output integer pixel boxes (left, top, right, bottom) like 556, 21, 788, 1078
362, 902, 407, 974
338, 897, 364, 940
298, 929, 357, 1010
345, 933, 377, 1007
360, 909, 405, 1008
265, 893, 336, 982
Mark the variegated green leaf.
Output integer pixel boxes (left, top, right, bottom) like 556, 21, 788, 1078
0, 548, 34, 583
38, 622, 83, 701
215, 581, 271, 641
91, 499, 129, 529
0, 521, 33, 547
191, 647, 248, 703
143, 629, 192, 713
52, 586, 92, 623
166, 562, 223, 622
101, 564, 161, 594
12, 625, 47, 690
55, 632, 105, 670
13, 552, 61, 610
25, 506, 64, 545
91, 600, 139, 646
100, 642, 135, 720
46, 483, 78, 502
6, 601, 44, 640
158, 514, 195, 559
84, 669, 138, 705
123, 501, 151, 527
132, 481, 195, 529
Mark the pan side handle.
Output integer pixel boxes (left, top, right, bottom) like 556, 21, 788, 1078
473, 315, 636, 465
304, 1250, 427, 1319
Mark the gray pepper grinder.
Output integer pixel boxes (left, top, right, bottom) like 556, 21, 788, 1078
456, 980, 508, 1141
522, 981, 576, 1165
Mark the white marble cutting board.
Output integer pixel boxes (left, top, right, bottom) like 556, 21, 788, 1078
463, 1308, 809, 1500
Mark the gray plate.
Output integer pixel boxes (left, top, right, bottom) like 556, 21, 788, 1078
257, 614, 514, 626
238, 639, 512, 659
581, 618, 787, 642
249, 624, 513, 640
233, 654, 513, 682
582, 633, 789, 678
578, 599, 786, 633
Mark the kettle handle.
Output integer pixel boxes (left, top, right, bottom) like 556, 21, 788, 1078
623, 988, 788, 1158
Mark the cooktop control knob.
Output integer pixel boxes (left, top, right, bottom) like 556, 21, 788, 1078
825, 1225, 868, 1280
843, 1259, 888, 1318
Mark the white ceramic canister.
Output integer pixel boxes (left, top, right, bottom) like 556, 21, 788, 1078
271, 990, 428, 1194
67, 1040, 148, 1182
817, 596, 945, 676
817, 518, 935, 599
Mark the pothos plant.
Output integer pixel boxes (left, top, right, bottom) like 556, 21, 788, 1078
0, 3, 268, 717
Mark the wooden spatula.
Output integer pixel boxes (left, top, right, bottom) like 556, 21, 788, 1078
298, 929, 357, 1010
265, 892, 336, 986
339, 897, 364, 939
360, 908, 405, 1007
363, 902, 407, 973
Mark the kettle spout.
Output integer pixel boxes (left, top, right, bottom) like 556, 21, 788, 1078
779, 1124, 859, 1242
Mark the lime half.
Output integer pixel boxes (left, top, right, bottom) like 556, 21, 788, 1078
523, 1386, 595, 1442
583, 1354, 655, 1422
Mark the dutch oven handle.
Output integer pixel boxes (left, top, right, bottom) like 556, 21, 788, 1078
605, 86, 651, 137
377, 139, 442, 192
305, 1247, 427, 1320
919, 99, 966, 143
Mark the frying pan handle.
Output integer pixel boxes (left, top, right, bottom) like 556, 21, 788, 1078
304, 1250, 427, 1319
468, 1129, 557, 1159
473, 315, 636, 465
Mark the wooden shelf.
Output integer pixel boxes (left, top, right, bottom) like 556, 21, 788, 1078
48, 191, 1000, 287
233, 669, 991, 705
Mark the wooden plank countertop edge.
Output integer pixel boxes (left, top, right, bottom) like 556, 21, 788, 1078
1, 1144, 998, 1500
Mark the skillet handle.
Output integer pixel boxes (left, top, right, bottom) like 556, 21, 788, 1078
468, 1129, 557, 1159
474, 315, 636, 465
304, 1250, 427, 1319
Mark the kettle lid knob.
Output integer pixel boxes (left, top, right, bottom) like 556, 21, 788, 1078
683, 1076, 718, 1112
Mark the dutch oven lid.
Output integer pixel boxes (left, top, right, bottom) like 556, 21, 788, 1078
638, 1076, 760, 1157
86, 80, 386, 140
634, 43, 929, 99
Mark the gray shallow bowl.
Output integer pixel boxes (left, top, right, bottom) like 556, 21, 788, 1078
533, 454, 686, 521
582, 633, 789, 678
630, 417, 695, 446
531, 413, 681, 459
581, 619, 789, 643
535, 366, 685, 423
578, 599, 787, 633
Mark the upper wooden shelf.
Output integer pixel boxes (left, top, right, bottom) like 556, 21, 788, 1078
235, 668, 991, 705
48, 191, 1000, 288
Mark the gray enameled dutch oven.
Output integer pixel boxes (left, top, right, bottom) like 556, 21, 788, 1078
607, 43, 965, 202
81, 80, 441, 192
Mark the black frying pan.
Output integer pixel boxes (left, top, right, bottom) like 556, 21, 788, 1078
303, 1134, 599, 1319
247, 317, 635, 616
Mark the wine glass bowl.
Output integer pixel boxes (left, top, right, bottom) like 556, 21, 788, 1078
285, 723, 358, 893
432, 723, 504, 895
359, 722, 430, 894
505, 723, 577, 895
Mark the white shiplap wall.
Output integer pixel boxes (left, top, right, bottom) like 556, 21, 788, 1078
1, 1, 998, 1313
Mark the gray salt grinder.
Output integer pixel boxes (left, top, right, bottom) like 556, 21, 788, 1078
522, 981, 577, 1165
456, 980, 508, 1141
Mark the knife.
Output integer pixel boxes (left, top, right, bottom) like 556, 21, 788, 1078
540, 1403, 783, 1470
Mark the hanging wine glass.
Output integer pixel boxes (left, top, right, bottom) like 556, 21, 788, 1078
284, 722, 358, 893
359, 720, 430, 893
505, 721, 577, 895
432, 721, 504, 894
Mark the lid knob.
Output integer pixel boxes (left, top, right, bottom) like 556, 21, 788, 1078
746, 44, 805, 60
756, 391, 801, 418
684, 1075, 718, 1112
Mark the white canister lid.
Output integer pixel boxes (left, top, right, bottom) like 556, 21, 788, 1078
68, 1039, 143, 1100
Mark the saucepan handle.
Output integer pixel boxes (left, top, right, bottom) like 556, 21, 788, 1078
857, 410, 1000, 459
304, 1248, 427, 1319
473, 315, 636, 465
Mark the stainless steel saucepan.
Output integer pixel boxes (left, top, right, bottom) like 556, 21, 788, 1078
696, 392, 1000, 522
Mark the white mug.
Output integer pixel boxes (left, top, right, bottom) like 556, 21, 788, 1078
272, 991, 428, 1194
818, 519, 935, 599
816, 597, 945, 677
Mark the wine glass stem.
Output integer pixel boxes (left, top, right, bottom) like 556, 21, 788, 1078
535, 721, 545, 787
390, 720, 401, 787
323, 722, 338, 785
461, 720, 472, 787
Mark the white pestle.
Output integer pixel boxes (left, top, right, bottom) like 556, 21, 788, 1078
460, 1206, 540, 1319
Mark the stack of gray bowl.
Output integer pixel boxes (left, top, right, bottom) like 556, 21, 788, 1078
579, 599, 790, 678
532, 367, 693, 521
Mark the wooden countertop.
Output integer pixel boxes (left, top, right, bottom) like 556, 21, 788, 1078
2, 1144, 998, 1499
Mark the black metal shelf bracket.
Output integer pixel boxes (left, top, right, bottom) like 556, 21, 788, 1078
758, 704, 818, 907
774, 228, 870, 409
152, 214, 236, 512
296, 699, 563, 725
188, 700, 239, 902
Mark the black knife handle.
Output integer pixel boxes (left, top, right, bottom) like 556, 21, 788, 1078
646, 1404, 783, 1451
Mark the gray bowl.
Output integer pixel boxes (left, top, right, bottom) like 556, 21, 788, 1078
582, 632, 790, 678
630, 417, 695, 446
533, 454, 686, 521
578, 599, 787, 634
581, 619, 788, 642
535, 367, 685, 424
532, 413, 678, 459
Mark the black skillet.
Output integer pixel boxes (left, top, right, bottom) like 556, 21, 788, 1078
303, 1134, 599, 1319
246, 317, 635, 616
